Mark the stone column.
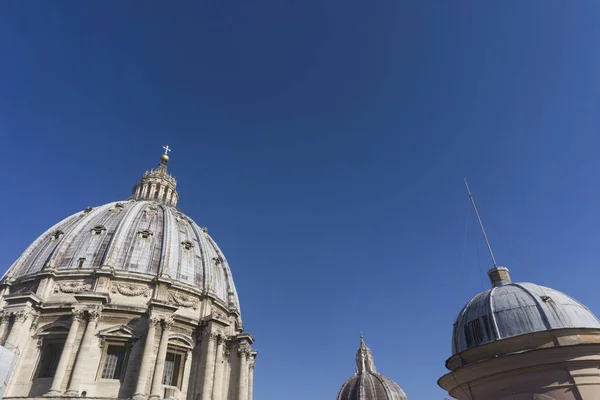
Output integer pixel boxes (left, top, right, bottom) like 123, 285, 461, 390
133, 316, 161, 400
201, 331, 217, 400
150, 317, 173, 399
4, 310, 29, 350
65, 309, 101, 396
46, 309, 85, 396
237, 344, 250, 400
212, 336, 225, 400
248, 363, 254, 400
0, 312, 11, 344
180, 350, 192, 398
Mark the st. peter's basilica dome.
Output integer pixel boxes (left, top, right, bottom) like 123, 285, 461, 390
0, 150, 255, 400
337, 336, 407, 400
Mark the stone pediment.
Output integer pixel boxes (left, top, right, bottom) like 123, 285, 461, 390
98, 324, 138, 341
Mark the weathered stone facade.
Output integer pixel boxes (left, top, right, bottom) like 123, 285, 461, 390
0, 151, 256, 400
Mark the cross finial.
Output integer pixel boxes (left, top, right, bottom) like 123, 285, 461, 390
163, 145, 172, 155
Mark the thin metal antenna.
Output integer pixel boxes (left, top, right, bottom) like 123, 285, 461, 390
464, 178, 498, 268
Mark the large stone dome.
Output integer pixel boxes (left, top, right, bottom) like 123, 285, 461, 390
4, 200, 240, 311
0, 149, 257, 400
337, 337, 407, 400
452, 267, 600, 354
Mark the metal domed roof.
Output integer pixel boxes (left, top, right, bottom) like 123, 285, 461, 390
3, 153, 241, 312
337, 336, 407, 400
452, 277, 600, 354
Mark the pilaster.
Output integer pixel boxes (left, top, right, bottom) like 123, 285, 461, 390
133, 315, 161, 400
64, 308, 101, 396
46, 309, 85, 396
237, 342, 251, 400
150, 317, 173, 399
200, 330, 217, 400
212, 335, 225, 400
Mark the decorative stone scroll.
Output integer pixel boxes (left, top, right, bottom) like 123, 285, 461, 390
29, 314, 40, 332
54, 281, 92, 294
168, 291, 198, 309
111, 283, 151, 297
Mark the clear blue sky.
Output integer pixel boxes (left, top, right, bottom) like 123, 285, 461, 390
2, 2, 600, 399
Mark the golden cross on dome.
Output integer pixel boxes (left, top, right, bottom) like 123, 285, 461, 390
163, 145, 172, 155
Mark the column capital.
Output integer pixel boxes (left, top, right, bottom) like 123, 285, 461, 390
149, 315, 162, 326
216, 333, 225, 344
13, 309, 30, 323
203, 330, 219, 341
162, 316, 174, 330
237, 342, 251, 358
87, 308, 101, 322
72, 309, 86, 322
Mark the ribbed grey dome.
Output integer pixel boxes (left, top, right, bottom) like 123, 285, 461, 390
452, 281, 600, 354
3, 156, 241, 313
337, 337, 407, 400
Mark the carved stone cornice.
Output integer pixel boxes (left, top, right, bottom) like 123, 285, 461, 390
54, 281, 92, 294
111, 283, 151, 297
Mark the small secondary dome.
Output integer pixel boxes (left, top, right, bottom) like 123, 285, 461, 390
452, 267, 600, 354
337, 336, 407, 400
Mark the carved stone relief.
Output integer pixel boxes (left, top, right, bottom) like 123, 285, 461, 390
54, 281, 92, 294
211, 308, 228, 320
111, 283, 151, 297
168, 291, 198, 309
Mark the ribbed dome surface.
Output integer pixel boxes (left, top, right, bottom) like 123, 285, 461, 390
4, 199, 240, 311
452, 282, 600, 354
337, 337, 407, 400
337, 374, 407, 400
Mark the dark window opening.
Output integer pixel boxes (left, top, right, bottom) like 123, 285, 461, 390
36, 342, 64, 378
101, 345, 127, 380
464, 318, 485, 348
91, 226, 106, 235
77, 258, 86, 269
162, 351, 183, 387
